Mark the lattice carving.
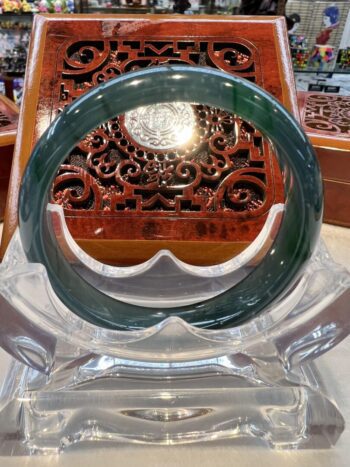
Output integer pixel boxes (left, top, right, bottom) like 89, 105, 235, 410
52, 37, 277, 218
58, 38, 261, 91
303, 94, 350, 137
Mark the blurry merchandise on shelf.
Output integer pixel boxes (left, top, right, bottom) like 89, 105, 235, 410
86, 0, 153, 11
337, 6, 350, 69
0, 77, 22, 102
0, 45, 27, 73
12, 77, 23, 103
0, 0, 31, 13
336, 47, 350, 70
173, 0, 200, 13
239, 0, 285, 15
291, 47, 310, 69
172, 0, 192, 13
309, 45, 336, 72
286, 1, 350, 72
289, 33, 306, 48
295, 71, 350, 96
119, 0, 147, 5
0, 0, 74, 13
215, 0, 241, 14
0, 0, 349, 77
153, 0, 170, 9
316, 4, 340, 45
0, 17, 30, 74
0, 1, 75, 81
33, 0, 75, 13
84, 0, 240, 13
289, 33, 309, 69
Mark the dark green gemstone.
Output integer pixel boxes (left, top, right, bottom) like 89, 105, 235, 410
18, 66, 323, 330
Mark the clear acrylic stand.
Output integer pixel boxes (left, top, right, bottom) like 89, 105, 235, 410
48, 203, 284, 308
0, 205, 349, 454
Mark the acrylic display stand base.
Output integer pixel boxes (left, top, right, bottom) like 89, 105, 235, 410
0, 228, 349, 454
0, 349, 346, 454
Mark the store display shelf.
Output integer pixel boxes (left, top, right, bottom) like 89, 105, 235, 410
0, 71, 24, 77
0, 13, 33, 20
86, 6, 151, 13
294, 69, 350, 75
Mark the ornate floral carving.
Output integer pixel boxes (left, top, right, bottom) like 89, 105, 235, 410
51, 37, 277, 219
303, 94, 350, 137
60, 39, 261, 87
53, 165, 103, 210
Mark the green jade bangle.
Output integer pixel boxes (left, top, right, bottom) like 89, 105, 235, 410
19, 66, 323, 330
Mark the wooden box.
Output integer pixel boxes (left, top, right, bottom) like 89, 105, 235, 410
0, 95, 19, 222
0, 14, 298, 264
298, 91, 350, 227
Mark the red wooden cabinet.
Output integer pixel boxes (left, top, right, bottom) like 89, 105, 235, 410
1, 15, 298, 264
298, 91, 350, 228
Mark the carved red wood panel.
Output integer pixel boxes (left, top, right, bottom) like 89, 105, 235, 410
52, 35, 280, 244
298, 91, 350, 227
2, 15, 298, 264
300, 93, 350, 137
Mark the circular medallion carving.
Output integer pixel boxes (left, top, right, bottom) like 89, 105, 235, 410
124, 102, 195, 150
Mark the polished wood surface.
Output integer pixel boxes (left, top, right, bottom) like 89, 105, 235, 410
298, 91, 350, 227
323, 179, 350, 228
0, 94, 19, 221
1, 15, 298, 264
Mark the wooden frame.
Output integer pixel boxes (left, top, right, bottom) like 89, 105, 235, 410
1, 14, 298, 264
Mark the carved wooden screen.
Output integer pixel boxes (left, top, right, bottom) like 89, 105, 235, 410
298, 91, 350, 228
299, 93, 350, 137
2, 16, 298, 264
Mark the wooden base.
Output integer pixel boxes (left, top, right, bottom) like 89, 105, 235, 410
75, 239, 251, 266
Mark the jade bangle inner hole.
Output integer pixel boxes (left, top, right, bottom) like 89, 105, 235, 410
51, 101, 283, 268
